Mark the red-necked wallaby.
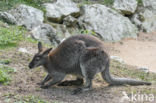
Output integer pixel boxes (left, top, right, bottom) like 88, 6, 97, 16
29, 35, 151, 94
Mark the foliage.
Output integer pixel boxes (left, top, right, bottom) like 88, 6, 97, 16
0, 65, 15, 85
0, 0, 51, 11
14, 95, 48, 103
0, 23, 26, 49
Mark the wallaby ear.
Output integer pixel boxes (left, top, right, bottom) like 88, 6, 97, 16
38, 42, 42, 52
43, 48, 52, 56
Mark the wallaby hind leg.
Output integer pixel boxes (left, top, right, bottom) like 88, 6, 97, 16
58, 77, 83, 86
41, 72, 65, 89
37, 74, 52, 86
72, 64, 95, 94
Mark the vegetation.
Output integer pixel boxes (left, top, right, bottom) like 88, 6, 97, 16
4, 94, 49, 103
0, 65, 15, 85
0, 21, 26, 49
0, 0, 52, 11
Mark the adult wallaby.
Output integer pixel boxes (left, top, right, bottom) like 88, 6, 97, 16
29, 35, 151, 94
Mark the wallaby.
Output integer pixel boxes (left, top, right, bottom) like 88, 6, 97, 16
29, 34, 151, 94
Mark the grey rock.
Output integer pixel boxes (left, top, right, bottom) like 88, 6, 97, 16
31, 23, 60, 46
132, 0, 156, 32
18, 48, 30, 54
110, 56, 125, 64
44, 0, 80, 23
113, 0, 138, 15
0, 12, 16, 24
139, 67, 149, 73
63, 15, 78, 27
79, 4, 138, 41
142, 0, 156, 10
9, 4, 44, 30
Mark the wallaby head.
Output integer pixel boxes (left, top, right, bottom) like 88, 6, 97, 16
29, 42, 52, 69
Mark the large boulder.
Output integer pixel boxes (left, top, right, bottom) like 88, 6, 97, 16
79, 4, 138, 41
8, 4, 44, 30
44, 0, 80, 23
113, 0, 138, 15
30, 23, 60, 46
132, 0, 156, 32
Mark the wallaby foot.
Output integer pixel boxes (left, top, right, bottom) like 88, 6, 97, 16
58, 77, 83, 86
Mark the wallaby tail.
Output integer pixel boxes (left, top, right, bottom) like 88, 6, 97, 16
101, 60, 151, 86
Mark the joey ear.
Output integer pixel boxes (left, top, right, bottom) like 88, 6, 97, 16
43, 48, 52, 57
38, 42, 42, 52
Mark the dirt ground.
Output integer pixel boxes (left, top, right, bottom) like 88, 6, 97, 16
0, 32, 156, 103
104, 32, 156, 73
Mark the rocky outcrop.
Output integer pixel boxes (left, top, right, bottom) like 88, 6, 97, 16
113, 0, 138, 15
0, 4, 44, 30
79, 4, 138, 41
132, 0, 156, 32
31, 23, 60, 46
44, 0, 80, 23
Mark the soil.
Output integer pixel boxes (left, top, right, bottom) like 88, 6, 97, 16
104, 32, 156, 73
0, 32, 156, 103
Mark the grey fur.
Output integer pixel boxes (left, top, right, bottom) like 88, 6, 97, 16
29, 35, 151, 94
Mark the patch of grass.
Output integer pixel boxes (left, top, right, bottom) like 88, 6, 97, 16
0, 22, 26, 49
0, 0, 51, 12
0, 65, 15, 85
75, 0, 114, 6
4, 94, 49, 103
0, 59, 11, 64
137, 0, 143, 6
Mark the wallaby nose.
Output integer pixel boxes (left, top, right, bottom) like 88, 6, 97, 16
28, 63, 33, 69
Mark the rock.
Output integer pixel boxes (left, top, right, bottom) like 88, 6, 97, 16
110, 56, 125, 64
138, 67, 149, 73
142, 0, 156, 10
18, 48, 30, 54
79, 4, 138, 41
44, 0, 80, 23
113, 0, 138, 15
30, 23, 60, 46
131, 0, 156, 32
0, 12, 16, 24
9, 4, 44, 30
63, 15, 78, 27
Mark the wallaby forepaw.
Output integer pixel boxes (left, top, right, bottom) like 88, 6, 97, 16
37, 82, 44, 86
40, 85, 49, 89
71, 88, 82, 95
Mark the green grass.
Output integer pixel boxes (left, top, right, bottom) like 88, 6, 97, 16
4, 94, 49, 103
0, 21, 26, 49
15, 95, 49, 103
0, 65, 15, 85
0, 0, 51, 12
